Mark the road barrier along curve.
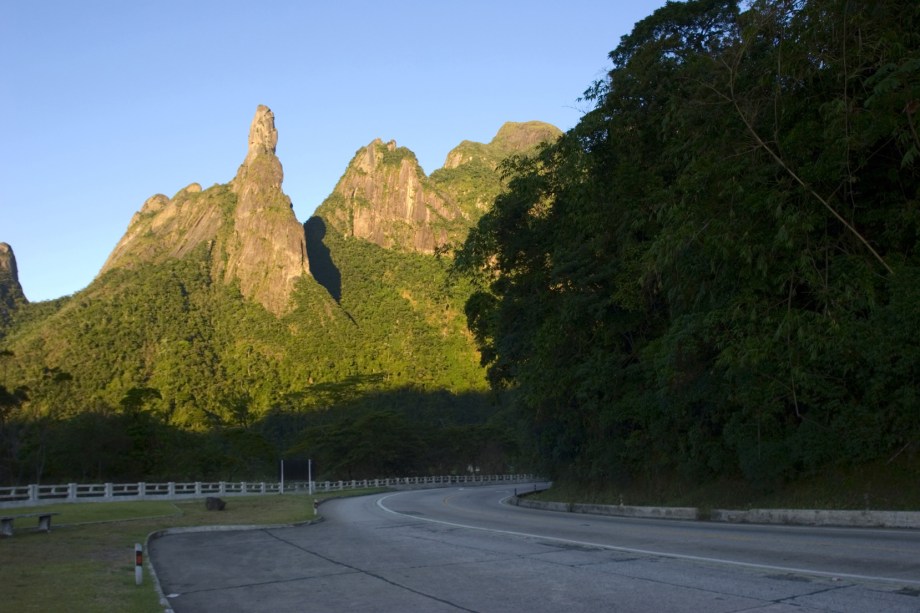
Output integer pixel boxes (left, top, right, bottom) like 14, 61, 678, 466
0, 474, 539, 509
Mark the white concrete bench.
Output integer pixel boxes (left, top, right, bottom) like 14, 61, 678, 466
0, 512, 59, 536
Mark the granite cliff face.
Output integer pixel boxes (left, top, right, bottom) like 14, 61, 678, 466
0, 243, 23, 292
0, 242, 27, 328
98, 114, 557, 311
100, 105, 308, 315
318, 122, 561, 254
100, 182, 224, 269
222, 105, 309, 315
318, 139, 459, 254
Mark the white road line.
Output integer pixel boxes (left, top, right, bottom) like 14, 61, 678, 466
375, 492, 920, 587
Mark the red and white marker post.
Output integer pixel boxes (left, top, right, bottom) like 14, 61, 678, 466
135, 543, 143, 585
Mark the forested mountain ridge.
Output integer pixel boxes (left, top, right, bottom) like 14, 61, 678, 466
0, 109, 560, 484
432, 121, 562, 223
454, 0, 920, 494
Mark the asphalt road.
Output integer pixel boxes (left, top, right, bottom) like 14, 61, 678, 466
149, 485, 920, 612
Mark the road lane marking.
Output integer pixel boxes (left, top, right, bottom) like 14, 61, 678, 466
376, 492, 920, 587
499, 493, 918, 555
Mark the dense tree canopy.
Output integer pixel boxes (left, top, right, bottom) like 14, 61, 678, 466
454, 0, 920, 488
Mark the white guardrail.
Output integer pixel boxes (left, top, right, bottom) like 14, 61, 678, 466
0, 474, 538, 509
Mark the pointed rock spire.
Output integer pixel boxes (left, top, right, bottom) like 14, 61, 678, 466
0, 242, 20, 282
224, 105, 309, 315
98, 106, 309, 316
244, 104, 279, 164
0, 242, 28, 321
233, 104, 283, 190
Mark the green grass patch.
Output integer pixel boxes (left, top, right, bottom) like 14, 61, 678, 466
6, 500, 181, 525
0, 489, 384, 612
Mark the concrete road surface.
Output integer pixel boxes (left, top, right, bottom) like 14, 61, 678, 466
149, 485, 920, 612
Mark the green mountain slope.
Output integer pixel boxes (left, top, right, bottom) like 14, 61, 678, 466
0, 110, 558, 483
432, 121, 562, 222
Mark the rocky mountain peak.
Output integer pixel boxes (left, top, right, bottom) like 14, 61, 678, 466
233, 105, 283, 191
317, 121, 562, 255
443, 121, 561, 170
317, 139, 459, 254
0, 242, 27, 323
0, 243, 19, 281
99, 106, 309, 316
430, 121, 562, 222
245, 104, 278, 162
220, 105, 308, 315
491, 121, 561, 151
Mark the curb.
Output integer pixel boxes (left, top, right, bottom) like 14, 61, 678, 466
510, 496, 920, 529
510, 497, 697, 521
709, 507, 920, 529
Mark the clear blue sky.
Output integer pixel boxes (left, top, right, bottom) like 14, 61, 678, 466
1, 0, 667, 302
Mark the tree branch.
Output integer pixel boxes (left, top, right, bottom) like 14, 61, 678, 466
722, 58, 894, 275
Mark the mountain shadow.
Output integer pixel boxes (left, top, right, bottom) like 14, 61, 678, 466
270, 387, 515, 480
304, 216, 341, 302
0, 387, 516, 483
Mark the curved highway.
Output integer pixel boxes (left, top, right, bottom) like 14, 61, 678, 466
150, 484, 920, 612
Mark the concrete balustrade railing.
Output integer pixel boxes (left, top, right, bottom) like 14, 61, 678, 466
0, 474, 537, 509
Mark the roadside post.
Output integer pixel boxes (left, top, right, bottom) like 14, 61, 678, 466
135, 543, 143, 585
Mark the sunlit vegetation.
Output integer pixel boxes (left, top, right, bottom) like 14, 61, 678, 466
0, 215, 498, 483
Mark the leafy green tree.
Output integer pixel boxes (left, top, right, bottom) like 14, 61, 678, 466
0, 383, 28, 482
454, 0, 920, 489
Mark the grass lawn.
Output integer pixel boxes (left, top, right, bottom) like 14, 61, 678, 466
0, 490, 381, 612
